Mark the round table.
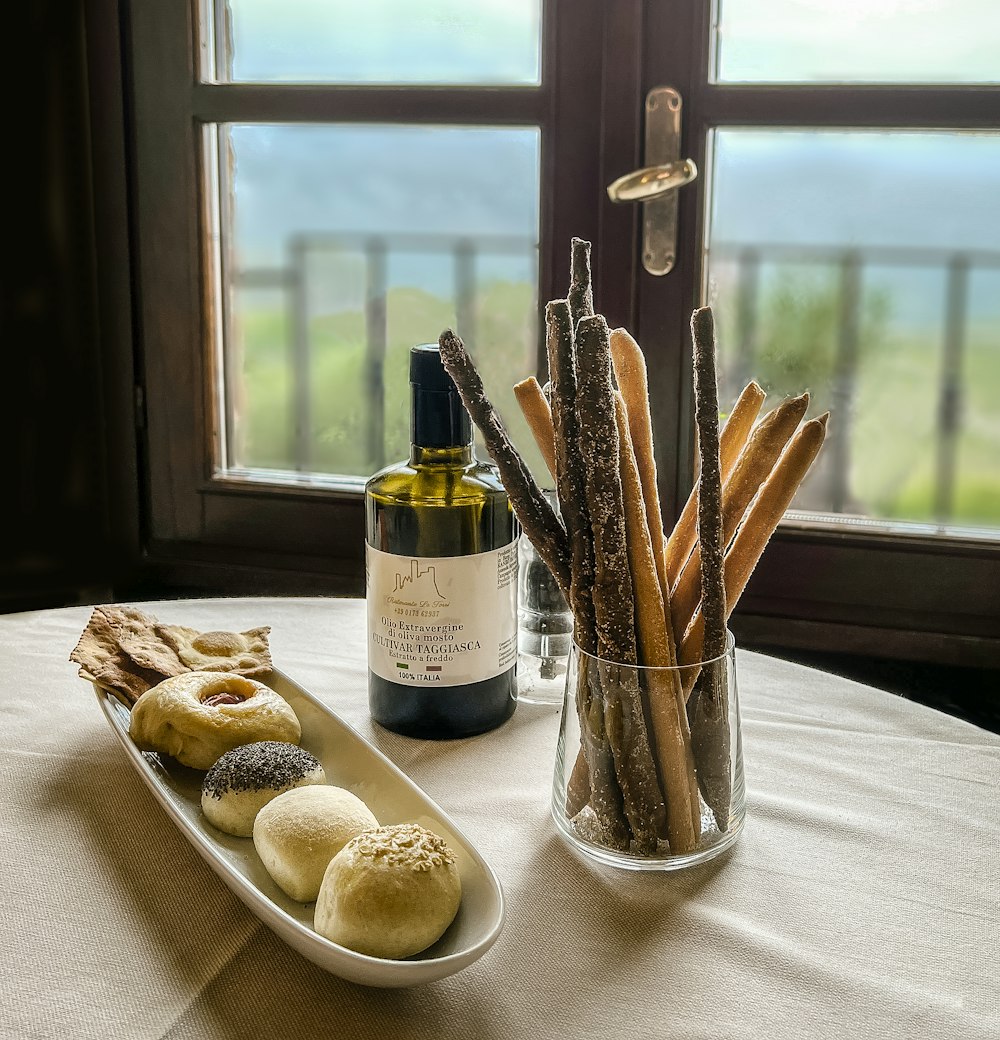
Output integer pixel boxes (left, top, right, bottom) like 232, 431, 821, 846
2, 598, 997, 1039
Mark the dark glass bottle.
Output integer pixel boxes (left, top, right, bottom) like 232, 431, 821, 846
364, 344, 518, 739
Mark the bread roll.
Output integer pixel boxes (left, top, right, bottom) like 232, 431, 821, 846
253, 786, 378, 903
314, 824, 461, 959
129, 672, 300, 770
201, 741, 326, 837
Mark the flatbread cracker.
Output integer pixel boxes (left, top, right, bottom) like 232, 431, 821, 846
96, 605, 188, 677
155, 624, 272, 675
70, 609, 163, 705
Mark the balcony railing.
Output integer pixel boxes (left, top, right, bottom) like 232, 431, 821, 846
233, 235, 998, 528
233, 231, 537, 474
712, 241, 1000, 525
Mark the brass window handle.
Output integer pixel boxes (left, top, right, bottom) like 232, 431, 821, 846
605, 86, 695, 275
606, 158, 698, 204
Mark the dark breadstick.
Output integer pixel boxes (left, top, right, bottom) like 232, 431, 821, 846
438, 330, 572, 595
547, 301, 630, 841
546, 301, 597, 651
568, 237, 595, 331
573, 660, 632, 850
690, 306, 730, 831
576, 314, 666, 852
691, 307, 727, 661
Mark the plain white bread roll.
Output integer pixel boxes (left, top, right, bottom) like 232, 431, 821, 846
253, 786, 378, 902
129, 672, 300, 770
201, 741, 326, 837
314, 823, 462, 959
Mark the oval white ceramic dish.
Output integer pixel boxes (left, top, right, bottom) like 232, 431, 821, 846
91, 668, 505, 988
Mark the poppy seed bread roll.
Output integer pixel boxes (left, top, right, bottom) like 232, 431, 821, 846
314, 824, 461, 959
128, 672, 300, 770
253, 786, 379, 903
201, 741, 326, 837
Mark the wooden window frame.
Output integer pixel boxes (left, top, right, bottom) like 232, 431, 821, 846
123, 0, 612, 595
631, 0, 1000, 667
100, 0, 998, 666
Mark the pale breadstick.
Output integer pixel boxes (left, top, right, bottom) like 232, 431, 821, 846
665, 380, 766, 586
614, 393, 700, 851
679, 412, 830, 696
670, 392, 809, 641
513, 376, 557, 484
610, 328, 673, 644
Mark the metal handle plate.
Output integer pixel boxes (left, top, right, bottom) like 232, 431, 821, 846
607, 86, 697, 276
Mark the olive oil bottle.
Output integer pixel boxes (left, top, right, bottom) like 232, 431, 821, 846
365, 343, 518, 738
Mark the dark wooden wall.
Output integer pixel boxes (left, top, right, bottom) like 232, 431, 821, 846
4, 1, 128, 613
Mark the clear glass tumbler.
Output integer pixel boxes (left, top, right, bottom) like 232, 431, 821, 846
551, 633, 745, 870
516, 515, 574, 706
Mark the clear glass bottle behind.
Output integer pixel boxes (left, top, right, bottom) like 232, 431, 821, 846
364, 344, 518, 739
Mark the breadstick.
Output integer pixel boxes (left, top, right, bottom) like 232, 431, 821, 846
568, 237, 594, 331
689, 307, 732, 833
614, 393, 700, 850
572, 662, 632, 850
438, 330, 572, 596
546, 301, 629, 843
679, 412, 830, 694
692, 308, 727, 662
670, 392, 810, 640
665, 380, 766, 586
513, 376, 557, 484
546, 301, 596, 648
610, 328, 673, 644
576, 314, 666, 852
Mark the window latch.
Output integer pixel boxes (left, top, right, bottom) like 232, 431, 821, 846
606, 86, 698, 276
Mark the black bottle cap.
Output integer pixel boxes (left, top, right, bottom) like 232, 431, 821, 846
410, 343, 458, 392
409, 344, 472, 448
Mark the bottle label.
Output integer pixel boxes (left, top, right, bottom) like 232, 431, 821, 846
366, 541, 518, 688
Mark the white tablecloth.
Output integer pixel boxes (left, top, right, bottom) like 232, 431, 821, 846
1, 598, 997, 1039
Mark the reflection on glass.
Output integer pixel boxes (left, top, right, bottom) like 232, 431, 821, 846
715, 0, 1000, 83
219, 0, 542, 85
706, 130, 1000, 536
214, 124, 542, 481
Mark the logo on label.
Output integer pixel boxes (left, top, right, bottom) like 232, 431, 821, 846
392, 560, 448, 605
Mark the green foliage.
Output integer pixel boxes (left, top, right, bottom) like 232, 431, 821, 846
235, 281, 540, 479
751, 265, 891, 407
235, 268, 998, 528
716, 264, 999, 527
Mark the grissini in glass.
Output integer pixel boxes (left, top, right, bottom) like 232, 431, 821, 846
552, 634, 745, 870
439, 239, 828, 871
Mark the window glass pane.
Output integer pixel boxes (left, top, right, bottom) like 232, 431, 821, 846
715, 0, 1000, 83
706, 129, 1000, 537
218, 0, 542, 85
214, 124, 542, 482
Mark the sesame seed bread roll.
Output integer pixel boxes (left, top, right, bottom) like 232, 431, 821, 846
315, 824, 462, 960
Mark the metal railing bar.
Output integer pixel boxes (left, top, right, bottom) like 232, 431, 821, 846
935, 256, 970, 523
713, 242, 1000, 268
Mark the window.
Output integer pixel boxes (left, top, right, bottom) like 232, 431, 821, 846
122, 1, 998, 662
